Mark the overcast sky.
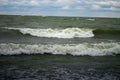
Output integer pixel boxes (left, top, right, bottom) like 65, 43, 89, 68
0, 0, 120, 17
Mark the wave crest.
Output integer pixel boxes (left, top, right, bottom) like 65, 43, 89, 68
5, 28, 94, 38
0, 42, 120, 56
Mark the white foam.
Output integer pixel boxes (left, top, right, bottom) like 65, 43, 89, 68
87, 19, 95, 21
0, 42, 120, 56
6, 28, 94, 38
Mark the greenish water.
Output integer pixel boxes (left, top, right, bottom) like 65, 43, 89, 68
0, 15, 120, 29
0, 15, 120, 79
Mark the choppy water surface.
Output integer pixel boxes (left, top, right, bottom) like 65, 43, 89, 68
0, 15, 120, 80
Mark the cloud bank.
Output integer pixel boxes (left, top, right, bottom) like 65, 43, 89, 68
0, 0, 120, 17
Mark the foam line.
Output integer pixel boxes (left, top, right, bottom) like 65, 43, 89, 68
0, 42, 119, 56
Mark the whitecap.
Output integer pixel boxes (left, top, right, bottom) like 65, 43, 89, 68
0, 42, 120, 56
5, 27, 94, 38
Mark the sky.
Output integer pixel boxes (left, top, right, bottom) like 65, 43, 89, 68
0, 0, 120, 18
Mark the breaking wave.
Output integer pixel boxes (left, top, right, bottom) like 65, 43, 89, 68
0, 42, 120, 56
5, 28, 94, 38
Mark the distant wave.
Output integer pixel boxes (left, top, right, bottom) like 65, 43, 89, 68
4, 28, 94, 38
93, 29, 120, 34
87, 18, 95, 21
0, 42, 120, 56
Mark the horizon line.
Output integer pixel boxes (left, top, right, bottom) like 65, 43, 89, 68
0, 14, 120, 19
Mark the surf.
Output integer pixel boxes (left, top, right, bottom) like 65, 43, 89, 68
4, 27, 94, 38
0, 42, 120, 56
